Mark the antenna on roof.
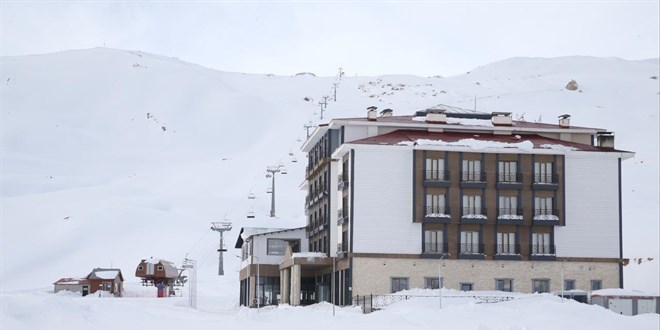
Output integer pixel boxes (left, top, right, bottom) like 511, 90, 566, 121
474, 95, 477, 111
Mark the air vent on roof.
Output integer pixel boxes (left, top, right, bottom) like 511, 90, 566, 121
367, 106, 378, 121
426, 108, 446, 124
380, 109, 393, 117
559, 114, 571, 128
596, 131, 614, 148
491, 112, 512, 126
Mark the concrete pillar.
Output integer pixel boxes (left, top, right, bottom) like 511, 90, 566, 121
291, 264, 301, 306
248, 275, 256, 307
281, 269, 290, 304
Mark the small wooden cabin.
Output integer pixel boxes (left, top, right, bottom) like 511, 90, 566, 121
86, 268, 124, 297
53, 278, 91, 296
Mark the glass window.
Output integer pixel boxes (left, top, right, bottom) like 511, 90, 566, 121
498, 161, 518, 182
426, 194, 446, 215
496, 279, 513, 292
532, 233, 552, 255
534, 197, 553, 216
497, 232, 516, 254
462, 195, 482, 215
462, 160, 482, 181
424, 230, 444, 253
460, 231, 480, 254
460, 283, 473, 291
267, 239, 288, 255
534, 162, 553, 183
391, 277, 409, 293
564, 280, 575, 291
425, 158, 445, 180
499, 196, 518, 216
425, 277, 442, 289
532, 279, 550, 293
591, 280, 602, 291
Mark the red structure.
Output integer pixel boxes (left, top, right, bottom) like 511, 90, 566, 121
135, 258, 180, 297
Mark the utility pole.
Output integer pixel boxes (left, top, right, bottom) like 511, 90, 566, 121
333, 83, 338, 101
182, 258, 197, 309
319, 97, 328, 120
439, 253, 450, 309
266, 164, 287, 217
303, 121, 316, 139
210, 222, 232, 275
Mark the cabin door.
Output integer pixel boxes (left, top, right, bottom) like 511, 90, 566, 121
82, 286, 89, 296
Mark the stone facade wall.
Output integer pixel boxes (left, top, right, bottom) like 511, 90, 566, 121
351, 257, 619, 296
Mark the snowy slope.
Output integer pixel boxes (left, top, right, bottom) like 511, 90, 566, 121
1, 48, 658, 306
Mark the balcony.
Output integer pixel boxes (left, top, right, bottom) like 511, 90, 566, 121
533, 209, 560, 226
530, 244, 556, 261
497, 208, 524, 225
494, 244, 521, 260
532, 173, 559, 190
421, 243, 449, 259
337, 208, 348, 226
460, 171, 486, 188
496, 172, 523, 189
423, 206, 451, 224
337, 174, 349, 191
459, 243, 485, 259
337, 242, 347, 259
461, 207, 488, 224
424, 170, 450, 188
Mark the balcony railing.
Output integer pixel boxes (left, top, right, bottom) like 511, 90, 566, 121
459, 243, 484, 254
498, 208, 523, 218
425, 170, 449, 181
423, 242, 448, 254
461, 171, 486, 182
425, 206, 450, 217
533, 173, 559, 184
531, 244, 556, 255
497, 172, 522, 183
496, 244, 521, 255
533, 209, 559, 222
462, 207, 486, 217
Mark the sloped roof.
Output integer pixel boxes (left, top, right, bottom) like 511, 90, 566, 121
87, 268, 124, 281
54, 278, 89, 285
137, 259, 179, 278
234, 227, 306, 248
347, 130, 627, 153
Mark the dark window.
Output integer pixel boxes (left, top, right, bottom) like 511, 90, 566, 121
533, 279, 550, 293
267, 239, 288, 255
495, 279, 513, 292
157, 265, 163, 271
460, 283, 473, 291
564, 280, 575, 291
424, 277, 441, 289
391, 278, 409, 293
591, 280, 602, 291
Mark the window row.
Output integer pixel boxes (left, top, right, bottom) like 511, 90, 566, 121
423, 230, 554, 256
424, 159, 558, 184
391, 277, 603, 293
424, 194, 558, 219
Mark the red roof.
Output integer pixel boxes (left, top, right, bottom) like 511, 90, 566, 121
348, 130, 624, 152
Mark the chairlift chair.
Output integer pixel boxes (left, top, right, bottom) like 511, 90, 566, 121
281, 167, 288, 175
266, 186, 273, 193
248, 193, 256, 200
247, 210, 255, 219
291, 157, 298, 163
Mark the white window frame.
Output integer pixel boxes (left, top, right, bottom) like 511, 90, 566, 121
498, 161, 518, 182
426, 194, 446, 215
424, 230, 444, 253
534, 162, 553, 183
534, 197, 553, 215
460, 231, 479, 254
532, 232, 551, 254
462, 160, 482, 181
463, 195, 482, 215
425, 158, 445, 180
497, 232, 516, 254
499, 196, 517, 216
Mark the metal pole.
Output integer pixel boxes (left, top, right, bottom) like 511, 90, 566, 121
218, 231, 224, 275
560, 260, 565, 303
332, 257, 336, 316
270, 172, 276, 217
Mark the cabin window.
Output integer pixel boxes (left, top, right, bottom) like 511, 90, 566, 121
157, 265, 163, 271
138, 266, 143, 271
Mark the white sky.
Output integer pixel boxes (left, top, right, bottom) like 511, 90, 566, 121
1, 1, 659, 77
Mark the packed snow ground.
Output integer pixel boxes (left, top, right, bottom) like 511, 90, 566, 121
1, 48, 659, 328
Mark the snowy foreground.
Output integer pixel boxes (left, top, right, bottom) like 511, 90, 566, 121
2, 285, 658, 330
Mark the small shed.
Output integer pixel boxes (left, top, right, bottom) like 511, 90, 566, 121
556, 289, 589, 303
53, 278, 91, 296
135, 258, 180, 297
86, 268, 124, 297
591, 289, 660, 316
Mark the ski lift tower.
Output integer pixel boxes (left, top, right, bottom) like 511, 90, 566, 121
266, 164, 287, 217
210, 222, 232, 275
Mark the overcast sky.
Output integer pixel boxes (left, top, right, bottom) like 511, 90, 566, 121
1, 1, 658, 77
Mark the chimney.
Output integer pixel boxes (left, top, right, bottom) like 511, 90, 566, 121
559, 114, 571, 128
491, 112, 512, 126
380, 108, 394, 117
425, 108, 446, 124
367, 106, 378, 121
596, 132, 615, 148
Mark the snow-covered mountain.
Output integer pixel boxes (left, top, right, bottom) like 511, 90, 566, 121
1, 48, 658, 300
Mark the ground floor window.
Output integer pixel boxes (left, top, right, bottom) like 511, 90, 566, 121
424, 277, 442, 289
495, 279, 513, 292
532, 279, 550, 293
564, 279, 575, 291
257, 276, 280, 306
460, 283, 473, 291
591, 280, 602, 291
391, 277, 409, 293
